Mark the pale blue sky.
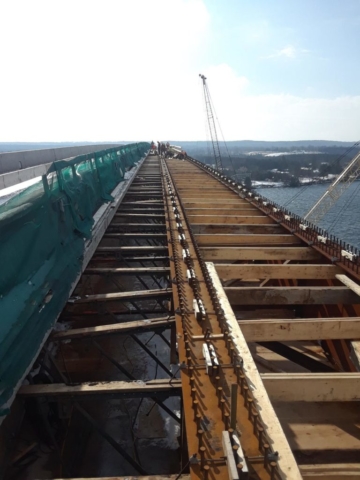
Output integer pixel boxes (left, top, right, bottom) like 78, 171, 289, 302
204, 0, 360, 98
0, 0, 359, 141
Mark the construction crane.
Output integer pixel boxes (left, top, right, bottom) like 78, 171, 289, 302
199, 74, 224, 172
304, 150, 360, 225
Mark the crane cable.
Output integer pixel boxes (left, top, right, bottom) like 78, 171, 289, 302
204, 84, 237, 178
327, 179, 360, 232
283, 184, 310, 208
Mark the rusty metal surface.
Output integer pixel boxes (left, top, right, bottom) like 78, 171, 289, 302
162, 159, 276, 479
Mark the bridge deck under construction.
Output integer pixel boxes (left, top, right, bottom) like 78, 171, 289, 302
3, 153, 360, 480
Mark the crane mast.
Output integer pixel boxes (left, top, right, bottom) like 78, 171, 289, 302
199, 74, 224, 172
304, 151, 360, 225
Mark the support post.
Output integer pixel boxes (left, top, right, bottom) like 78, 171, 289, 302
230, 383, 238, 431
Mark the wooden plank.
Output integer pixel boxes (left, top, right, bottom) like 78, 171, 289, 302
188, 215, 275, 225
119, 209, 165, 214
92, 256, 169, 262
104, 233, 167, 238
272, 401, 360, 452
85, 267, 170, 275
180, 194, 238, 199
225, 286, 360, 305
206, 263, 302, 479
73, 288, 172, 304
126, 194, 162, 197
300, 464, 360, 479
336, 274, 360, 296
197, 234, 301, 246
115, 213, 165, 218
47, 476, 191, 480
108, 223, 166, 229
96, 246, 168, 252
184, 203, 258, 209
18, 379, 182, 398
52, 317, 175, 340
192, 224, 282, 234
186, 208, 265, 216
336, 275, 360, 371
216, 264, 342, 281
261, 372, 360, 402
202, 247, 320, 261
183, 200, 254, 207
239, 317, 360, 341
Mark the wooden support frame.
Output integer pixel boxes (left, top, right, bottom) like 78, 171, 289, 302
238, 317, 360, 342
185, 208, 265, 216
92, 256, 169, 262
48, 476, 191, 479
336, 274, 360, 370
216, 264, 343, 281
96, 246, 168, 253
225, 286, 360, 305
107, 223, 166, 230
115, 213, 165, 218
202, 246, 320, 261
84, 267, 170, 275
191, 223, 282, 235
261, 372, 360, 401
299, 464, 360, 479
52, 317, 175, 341
18, 379, 182, 398
197, 234, 301, 246
188, 215, 275, 225
72, 288, 172, 304
104, 233, 167, 239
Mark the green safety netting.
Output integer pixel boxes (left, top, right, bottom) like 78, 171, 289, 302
0, 142, 150, 416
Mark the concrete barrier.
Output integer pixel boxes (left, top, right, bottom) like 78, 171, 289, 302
0, 144, 123, 175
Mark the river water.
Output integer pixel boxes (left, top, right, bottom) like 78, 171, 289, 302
256, 183, 360, 249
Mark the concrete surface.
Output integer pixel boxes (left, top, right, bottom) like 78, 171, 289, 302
0, 144, 123, 175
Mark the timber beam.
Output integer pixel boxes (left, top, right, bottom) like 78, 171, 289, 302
202, 246, 321, 261
104, 233, 167, 239
49, 476, 190, 479
18, 379, 182, 399
84, 267, 170, 275
71, 288, 172, 304
216, 264, 343, 281
188, 215, 275, 224
118, 209, 165, 214
196, 234, 302, 246
238, 317, 360, 341
115, 213, 165, 218
191, 224, 283, 234
107, 223, 166, 230
52, 317, 175, 341
96, 246, 168, 253
185, 208, 265, 216
91, 256, 169, 262
336, 274, 360, 369
225, 286, 360, 305
299, 464, 360, 479
261, 373, 360, 401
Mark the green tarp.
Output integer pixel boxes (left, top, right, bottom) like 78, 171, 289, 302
0, 142, 150, 417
